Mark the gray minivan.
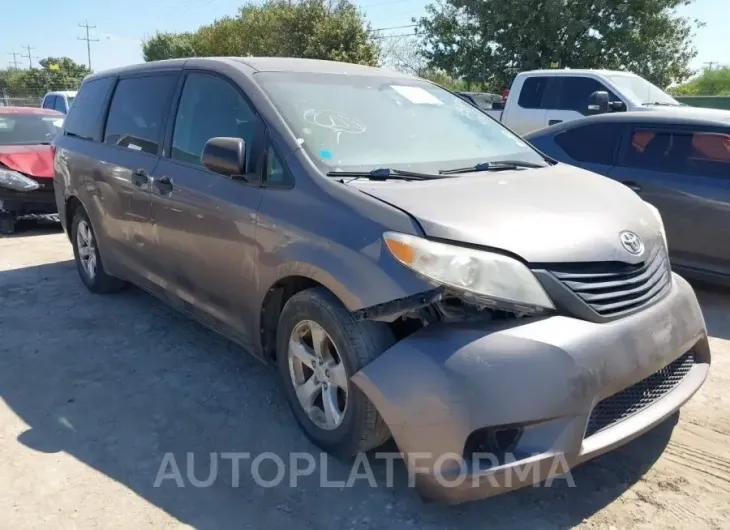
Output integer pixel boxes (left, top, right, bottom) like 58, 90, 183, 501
53, 58, 710, 503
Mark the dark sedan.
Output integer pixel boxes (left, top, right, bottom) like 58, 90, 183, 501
525, 110, 730, 284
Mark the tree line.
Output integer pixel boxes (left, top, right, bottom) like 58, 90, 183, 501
0, 58, 91, 100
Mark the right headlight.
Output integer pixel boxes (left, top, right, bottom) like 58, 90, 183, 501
0, 169, 39, 192
383, 231, 554, 312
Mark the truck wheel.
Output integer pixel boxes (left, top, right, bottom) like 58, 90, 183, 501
71, 207, 124, 294
276, 287, 395, 458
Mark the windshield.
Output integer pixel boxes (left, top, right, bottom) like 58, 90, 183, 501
255, 72, 545, 174
0, 114, 64, 145
606, 75, 680, 106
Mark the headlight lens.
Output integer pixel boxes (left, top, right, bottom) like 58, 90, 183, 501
383, 232, 554, 311
645, 202, 667, 249
0, 169, 39, 192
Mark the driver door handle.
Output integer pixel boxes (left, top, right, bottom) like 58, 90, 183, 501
132, 168, 149, 188
622, 180, 642, 193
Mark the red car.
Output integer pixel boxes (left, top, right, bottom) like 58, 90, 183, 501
0, 106, 64, 234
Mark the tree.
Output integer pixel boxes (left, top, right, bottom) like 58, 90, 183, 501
0, 57, 90, 99
670, 66, 730, 96
142, 0, 379, 65
417, 0, 702, 91
379, 35, 427, 76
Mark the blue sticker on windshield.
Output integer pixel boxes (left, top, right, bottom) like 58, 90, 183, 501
320, 150, 333, 160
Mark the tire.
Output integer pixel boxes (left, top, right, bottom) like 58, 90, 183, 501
276, 287, 396, 458
70, 207, 124, 294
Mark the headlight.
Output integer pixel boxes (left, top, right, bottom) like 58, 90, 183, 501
645, 202, 667, 249
0, 169, 39, 192
383, 232, 554, 312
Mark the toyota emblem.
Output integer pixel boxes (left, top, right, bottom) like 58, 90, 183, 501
620, 231, 644, 256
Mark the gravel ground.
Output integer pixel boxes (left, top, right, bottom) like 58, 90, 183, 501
1, 222, 729, 529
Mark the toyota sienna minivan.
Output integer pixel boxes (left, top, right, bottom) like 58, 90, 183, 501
53, 57, 710, 503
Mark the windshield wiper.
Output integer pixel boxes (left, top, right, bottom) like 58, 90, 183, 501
326, 168, 443, 181
439, 160, 546, 175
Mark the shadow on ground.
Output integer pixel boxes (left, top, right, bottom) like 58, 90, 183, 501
0, 260, 693, 530
0, 218, 63, 238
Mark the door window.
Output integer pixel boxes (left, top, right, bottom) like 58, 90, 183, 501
64, 77, 116, 141
171, 73, 257, 171
554, 122, 623, 165
622, 129, 730, 178
103, 75, 177, 155
546, 77, 619, 114
54, 96, 67, 113
43, 95, 56, 109
518, 77, 549, 109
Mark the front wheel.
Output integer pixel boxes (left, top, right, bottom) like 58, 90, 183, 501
277, 287, 395, 457
71, 207, 124, 294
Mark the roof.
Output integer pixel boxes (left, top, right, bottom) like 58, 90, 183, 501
0, 106, 64, 116
44, 90, 77, 97
519, 69, 636, 77
84, 57, 411, 82
527, 108, 730, 137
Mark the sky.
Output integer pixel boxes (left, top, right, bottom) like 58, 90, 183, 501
0, 0, 728, 73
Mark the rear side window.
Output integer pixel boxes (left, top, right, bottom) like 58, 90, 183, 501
518, 77, 548, 109
555, 123, 623, 165
622, 129, 730, 178
64, 77, 115, 140
104, 75, 177, 155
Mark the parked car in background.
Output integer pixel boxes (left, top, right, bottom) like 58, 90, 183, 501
455, 91, 503, 111
54, 58, 709, 503
488, 69, 700, 136
0, 107, 63, 233
525, 110, 730, 284
41, 90, 77, 114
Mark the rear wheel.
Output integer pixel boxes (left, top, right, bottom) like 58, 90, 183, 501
277, 287, 395, 457
71, 207, 124, 293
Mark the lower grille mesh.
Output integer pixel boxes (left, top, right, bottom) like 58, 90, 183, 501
585, 351, 695, 438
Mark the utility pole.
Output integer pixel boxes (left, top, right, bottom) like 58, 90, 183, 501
21, 45, 36, 68
703, 61, 719, 71
78, 20, 99, 70
8, 51, 20, 69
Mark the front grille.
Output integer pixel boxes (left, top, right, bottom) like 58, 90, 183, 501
546, 246, 671, 317
585, 351, 695, 437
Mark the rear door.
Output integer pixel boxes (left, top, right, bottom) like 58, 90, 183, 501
96, 72, 180, 281
507, 76, 549, 135
544, 76, 624, 128
149, 70, 266, 342
610, 125, 730, 274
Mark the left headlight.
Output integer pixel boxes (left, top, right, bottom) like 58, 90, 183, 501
0, 169, 39, 192
644, 202, 668, 250
383, 231, 555, 312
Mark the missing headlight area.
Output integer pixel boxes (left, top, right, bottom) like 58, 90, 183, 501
352, 288, 522, 342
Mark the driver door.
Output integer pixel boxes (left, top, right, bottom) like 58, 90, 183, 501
544, 76, 624, 128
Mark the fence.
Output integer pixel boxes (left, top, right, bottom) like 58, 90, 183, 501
675, 96, 730, 110
0, 94, 43, 108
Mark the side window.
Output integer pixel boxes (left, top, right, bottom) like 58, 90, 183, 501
54, 96, 67, 113
64, 77, 116, 141
555, 77, 619, 113
622, 129, 730, 178
104, 75, 177, 155
518, 77, 548, 109
171, 73, 257, 171
42, 96, 56, 109
555, 123, 623, 165
265, 143, 290, 186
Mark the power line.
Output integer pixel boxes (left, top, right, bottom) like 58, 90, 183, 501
377, 33, 419, 39
371, 24, 416, 32
78, 19, 99, 70
20, 45, 36, 68
8, 51, 21, 69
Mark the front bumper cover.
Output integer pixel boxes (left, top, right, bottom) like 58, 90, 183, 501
351, 273, 709, 503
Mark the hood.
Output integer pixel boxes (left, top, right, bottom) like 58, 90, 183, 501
0, 144, 54, 179
351, 164, 664, 264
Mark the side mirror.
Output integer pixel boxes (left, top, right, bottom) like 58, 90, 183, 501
201, 137, 246, 178
587, 91, 609, 115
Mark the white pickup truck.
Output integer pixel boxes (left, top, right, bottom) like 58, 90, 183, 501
486, 69, 687, 136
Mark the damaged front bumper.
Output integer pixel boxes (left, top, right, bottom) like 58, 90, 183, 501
350, 273, 709, 503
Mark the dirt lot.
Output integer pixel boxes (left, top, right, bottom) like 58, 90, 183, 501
1, 223, 729, 529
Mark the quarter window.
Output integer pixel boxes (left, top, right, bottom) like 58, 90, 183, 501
171, 73, 257, 171
518, 77, 548, 109
64, 77, 116, 141
555, 123, 623, 165
103, 75, 177, 155
623, 129, 730, 178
